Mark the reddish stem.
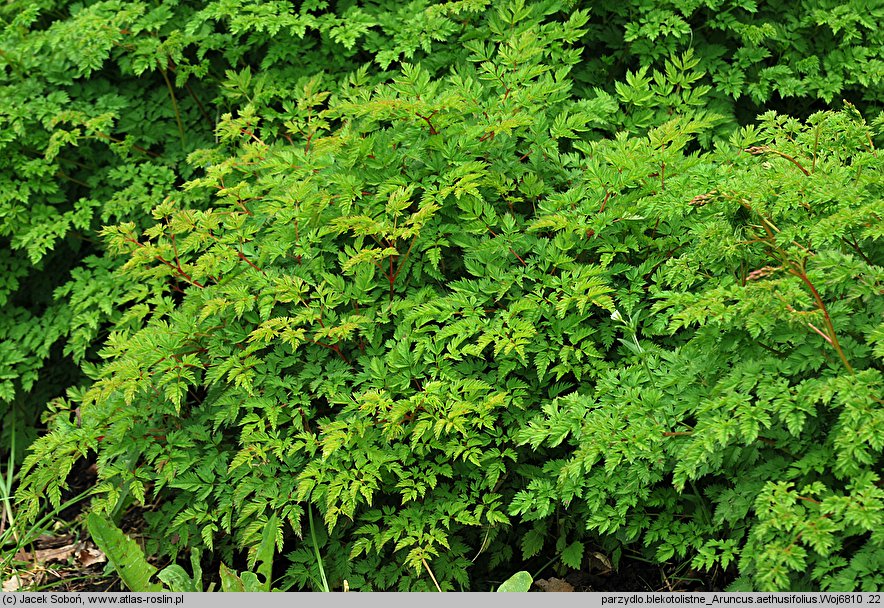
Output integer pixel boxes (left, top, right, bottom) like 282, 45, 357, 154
238, 250, 265, 275
415, 112, 438, 135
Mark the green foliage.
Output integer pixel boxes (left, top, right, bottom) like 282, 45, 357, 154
7, 0, 884, 595
156, 548, 204, 593
578, 0, 884, 111
497, 570, 533, 592
512, 109, 884, 591
0, 0, 499, 460
6, 0, 884, 464
25, 11, 606, 588
86, 512, 164, 591
1, 486, 95, 589
87, 512, 279, 591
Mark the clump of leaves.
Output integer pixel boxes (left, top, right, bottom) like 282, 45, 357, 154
579, 0, 884, 117
12, 0, 883, 594
5, 0, 883, 466
22, 7, 609, 590
86, 512, 279, 591
0, 0, 498, 459
514, 108, 883, 591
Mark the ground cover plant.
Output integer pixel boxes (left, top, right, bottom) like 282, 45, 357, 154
3, 0, 883, 593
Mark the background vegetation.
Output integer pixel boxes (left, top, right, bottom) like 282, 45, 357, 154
2, 0, 882, 592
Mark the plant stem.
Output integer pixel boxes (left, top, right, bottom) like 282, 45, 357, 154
1, 414, 18, 542
421, 557, 443, 592
788, 263, 854, 375
531, 554, 559, 580
161, 66, 186, 144
308, 507, 330, 592
747, 146, 810, 176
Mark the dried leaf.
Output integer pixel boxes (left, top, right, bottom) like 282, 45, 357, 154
77, 542, 107, 567
15, 543, 78, 564
2, 571, 36, 592
535, 577, 574, 592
